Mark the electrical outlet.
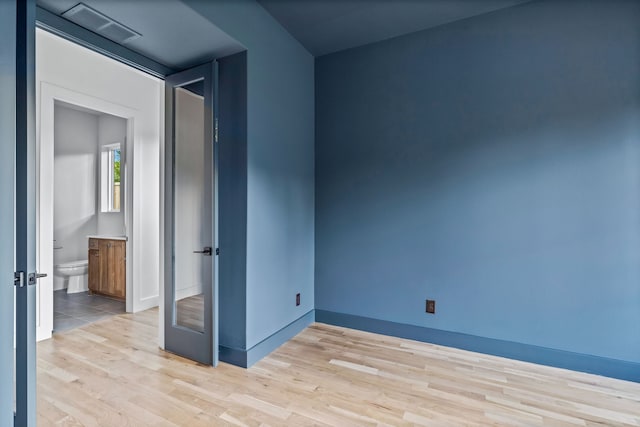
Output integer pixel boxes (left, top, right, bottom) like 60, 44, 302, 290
296, 293, 301, 306
426, 299, 435, 314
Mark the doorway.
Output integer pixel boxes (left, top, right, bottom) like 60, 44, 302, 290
36, 29, 163, 344
48, 101, 128, 334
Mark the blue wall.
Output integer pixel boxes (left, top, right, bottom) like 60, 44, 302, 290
184, 1, 315, 353
316, 0, 640, 364
218, 51, 248, 350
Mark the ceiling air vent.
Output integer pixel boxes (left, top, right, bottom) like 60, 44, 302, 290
62, 3, 141, 44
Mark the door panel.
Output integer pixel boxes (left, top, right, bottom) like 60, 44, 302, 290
164, 62, 218, 366
0, 1, 17, 424
112, 241, 126, 299
14, 0, 38, 425
88, 249, 100, 292
102, 240, 125, 299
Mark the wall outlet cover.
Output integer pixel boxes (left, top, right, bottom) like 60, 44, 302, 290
426, 299, 435, 314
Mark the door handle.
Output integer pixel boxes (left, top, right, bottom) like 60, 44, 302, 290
193, 247, 213, 256
27, 272, 47, 286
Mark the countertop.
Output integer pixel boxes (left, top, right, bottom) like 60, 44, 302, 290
87, 235, 128, 241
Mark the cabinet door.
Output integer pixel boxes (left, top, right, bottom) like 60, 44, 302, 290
88, 248, 101, 292
110, 240, 126, 299
88, 239, 126, 299
97, 240, 124, 299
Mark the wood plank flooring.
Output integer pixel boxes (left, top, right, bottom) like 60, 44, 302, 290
37, 308, 640, 426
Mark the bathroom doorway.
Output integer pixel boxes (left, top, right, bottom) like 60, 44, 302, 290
49, 101, 127, 333
38, 88, 136, 340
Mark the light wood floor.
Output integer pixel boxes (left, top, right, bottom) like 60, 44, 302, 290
37, 309, 640, 426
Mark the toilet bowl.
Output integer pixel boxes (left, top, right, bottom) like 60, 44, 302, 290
56, 260, 89, 294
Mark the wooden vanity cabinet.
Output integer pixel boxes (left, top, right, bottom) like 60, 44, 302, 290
88, 238, 126, 300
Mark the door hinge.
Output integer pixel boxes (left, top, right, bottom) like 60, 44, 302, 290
216, 248, 220, 256
214, 117, 219, 143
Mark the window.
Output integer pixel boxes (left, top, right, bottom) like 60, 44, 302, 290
101, 143, 122, 212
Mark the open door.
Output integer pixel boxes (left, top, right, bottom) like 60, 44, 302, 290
0, 2, 18, 423
2, 0, 39, 425
164, 62, 218, 366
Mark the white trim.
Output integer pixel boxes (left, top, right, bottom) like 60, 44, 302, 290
158, 84, 166, 349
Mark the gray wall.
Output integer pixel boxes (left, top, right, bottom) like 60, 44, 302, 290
54, 105, 99, 268
184, 0, 315, 351
315, 0, 640, 363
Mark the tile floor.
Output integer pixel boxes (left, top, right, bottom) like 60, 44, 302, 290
53, 290, 125, 333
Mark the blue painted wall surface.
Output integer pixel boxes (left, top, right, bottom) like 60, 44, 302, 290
184, 1, 315, 350
315, 0, 640, 363
218, 51, 248, 350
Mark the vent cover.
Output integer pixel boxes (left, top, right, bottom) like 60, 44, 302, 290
62, 3, 141, 44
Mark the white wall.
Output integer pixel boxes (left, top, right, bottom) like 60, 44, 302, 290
97, 114, 126, 236
37, 29, 163, 313
52, 105, 99, 290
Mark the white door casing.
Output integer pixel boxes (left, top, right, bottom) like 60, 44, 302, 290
37, 83, 137, 338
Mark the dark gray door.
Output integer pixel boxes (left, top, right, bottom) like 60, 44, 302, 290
0, 2, 17, 424
2, 0, 38, 425
164, 62, 218, 366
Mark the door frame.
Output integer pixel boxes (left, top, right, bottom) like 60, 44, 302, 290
37, 82, 136, 340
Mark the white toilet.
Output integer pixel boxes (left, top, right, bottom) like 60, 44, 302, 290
56, 260, 89, 294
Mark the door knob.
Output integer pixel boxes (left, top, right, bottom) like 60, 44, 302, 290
193, 247, 213, 256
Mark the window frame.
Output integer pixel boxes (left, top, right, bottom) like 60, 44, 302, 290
100, 142, 122, 213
